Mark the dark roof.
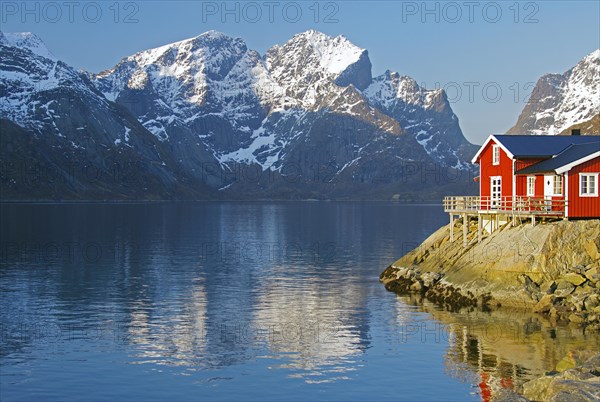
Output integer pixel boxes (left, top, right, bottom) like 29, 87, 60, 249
495, 135, 600, 158
516, 141, 600, 174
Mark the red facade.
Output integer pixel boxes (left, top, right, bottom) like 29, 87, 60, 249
477, 140, 513, 199
474, 136, 600, 218
567, 157, 600, 218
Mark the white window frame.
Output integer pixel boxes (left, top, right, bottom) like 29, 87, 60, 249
527, 176, 536, 196
492, 145, 500, 165
579, 173, 599, 197
552, 175, 563, 196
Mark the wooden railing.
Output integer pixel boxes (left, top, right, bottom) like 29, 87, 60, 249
443, 196, 566, 216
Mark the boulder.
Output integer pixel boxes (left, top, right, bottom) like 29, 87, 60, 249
554, 281, 575, 297
410, 281, 423, 292
541, 280, 557, 295
584, 294, 600, 311
534, 294, 556, 313
490, 388, 529, 402
562, 273, 587, 286
568, 313, 586, 324
523, 354, 600, 402
584, 239, 600, 260
421, 272, 442, 288
584, 267, 600, 284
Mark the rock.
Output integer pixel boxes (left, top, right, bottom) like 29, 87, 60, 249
583, 292, 599, 311
556, 355, 577, 372
554, 281, 575, 297
584, 239, 600, 260
523, 376, 554, 401
541, 280, 558, 295
562, 273, 587, 286
523, 354, 600, 402
584, 267, 600, 284
562, 369, 596, 381
568, 291, 588, 312
569, 313, 586, 324
580, 354, 600, 371
491, 388, 529, 401
534, 294, 556, 313
410, 281, 423, 292
568, 313, 586, 324
421, 272, 441, 288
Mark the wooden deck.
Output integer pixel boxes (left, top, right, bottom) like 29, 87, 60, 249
443, 196, 567, 247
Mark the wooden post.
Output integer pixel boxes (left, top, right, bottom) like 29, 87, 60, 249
450, 214, 454, 242
478, 214, 482, 243
531, 215, 535, 226
463, 213, 468, 247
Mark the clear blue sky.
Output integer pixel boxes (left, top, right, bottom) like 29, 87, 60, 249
2, 1, 599, 144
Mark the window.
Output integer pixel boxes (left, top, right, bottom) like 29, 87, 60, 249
492, 145, 500, 165
580, 173, 599, 197
553, 175, 563, 196
527, 176, 535, 196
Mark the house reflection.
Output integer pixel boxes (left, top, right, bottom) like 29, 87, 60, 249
396, 293, 600, 401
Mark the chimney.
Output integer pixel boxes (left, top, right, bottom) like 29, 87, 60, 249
571, 129, 581, 136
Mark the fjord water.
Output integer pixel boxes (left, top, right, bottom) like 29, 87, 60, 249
1, 203, 598, 401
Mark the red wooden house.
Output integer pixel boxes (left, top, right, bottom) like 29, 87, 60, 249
470, 133, 600, 219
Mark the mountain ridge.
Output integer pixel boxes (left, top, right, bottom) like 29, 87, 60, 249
1, 29, 483, 200
508, 49, 600, 136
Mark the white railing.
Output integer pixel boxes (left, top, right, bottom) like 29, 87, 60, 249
443, 196, 566, 216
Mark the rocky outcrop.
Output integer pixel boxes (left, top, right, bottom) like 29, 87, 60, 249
522, 353, 600, 402
380, 219, 600, 327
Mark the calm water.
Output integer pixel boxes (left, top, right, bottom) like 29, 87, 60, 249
1, 203, 598, 401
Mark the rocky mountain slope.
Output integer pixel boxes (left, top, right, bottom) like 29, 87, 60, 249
2, 30, 479, 200
0, 32, 216, 200
508, 49, 600, 136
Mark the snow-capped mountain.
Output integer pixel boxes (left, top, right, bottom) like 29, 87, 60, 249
0, 32, 214, 200
508, 49, 600, 135
1, 30, 478, 200
364, 71, 473, 168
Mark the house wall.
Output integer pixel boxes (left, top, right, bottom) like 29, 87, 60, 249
515, 159, 545, 172
478, 139, 513, 202
567, 156, 600, 218
515, 174, 546, 197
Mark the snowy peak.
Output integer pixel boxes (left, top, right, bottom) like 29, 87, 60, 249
95, 30, 254, 114
266, 30, 372, 90
508, 49, 600, 135
291, 30, 366, 75
100, 30, 248, 82
1, 31, 55, 60
365, 70, 446, 111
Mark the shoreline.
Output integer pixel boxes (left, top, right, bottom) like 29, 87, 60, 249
380, 218, 600, 328
381, 218, 600, 400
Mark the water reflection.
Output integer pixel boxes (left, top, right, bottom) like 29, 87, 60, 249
396, 294, 600, 400
4, 202, 560, 401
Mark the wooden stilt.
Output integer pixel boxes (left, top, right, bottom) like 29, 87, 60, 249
450, 214, 454, 242
478, 214, 482, 243
463, 213, 468, 247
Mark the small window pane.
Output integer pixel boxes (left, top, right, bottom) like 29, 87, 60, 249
581, 176, 588, 194
553, 176, 562, 195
